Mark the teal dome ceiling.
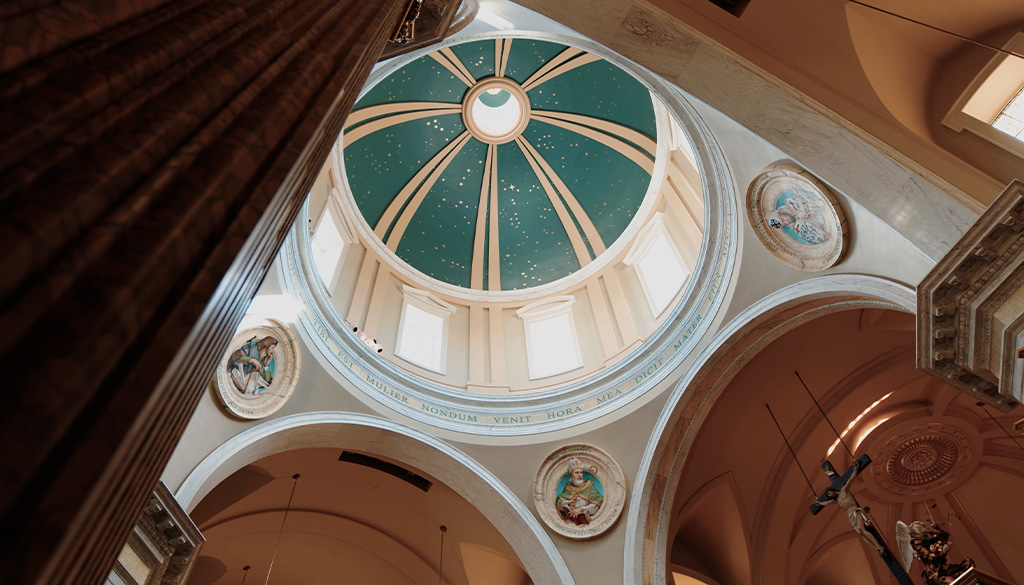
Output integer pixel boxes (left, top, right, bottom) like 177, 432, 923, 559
343, 38, 657, 291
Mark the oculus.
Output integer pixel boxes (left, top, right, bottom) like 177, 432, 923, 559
533, 444, 625, 539
746, 165, 847, 272
463, 78, 530, 144
214, 320, 300, 419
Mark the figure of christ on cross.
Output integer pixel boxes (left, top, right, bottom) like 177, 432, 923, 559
810, 454, 914, 585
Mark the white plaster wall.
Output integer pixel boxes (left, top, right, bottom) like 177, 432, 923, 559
686, 98, 934, 327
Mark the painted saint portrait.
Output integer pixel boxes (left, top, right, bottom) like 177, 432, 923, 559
555, 457, 605, 526
226, 335, 279, 397
766, 188, 833, 246
534, 444, 625, 539
215, 321, 299, 419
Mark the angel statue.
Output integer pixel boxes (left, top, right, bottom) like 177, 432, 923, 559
895, 520, 973, 585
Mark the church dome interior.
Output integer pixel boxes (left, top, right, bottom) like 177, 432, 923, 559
282, 32, 730, 430
5, 1, 1024, 585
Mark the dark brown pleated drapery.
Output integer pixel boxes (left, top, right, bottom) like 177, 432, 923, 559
0, 1, 407, 583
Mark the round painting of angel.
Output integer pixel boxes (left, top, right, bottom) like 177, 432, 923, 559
214, 320, 300, 419
747, 165, 848, 272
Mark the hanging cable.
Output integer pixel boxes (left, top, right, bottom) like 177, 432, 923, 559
846, 0, 1024, 60
437, 525, 447, 585
796, 370, 855, 459
977, 402, 1024, 451
240, 565, 251, 585
766, 403, 818, 497
264, 474, 301, 585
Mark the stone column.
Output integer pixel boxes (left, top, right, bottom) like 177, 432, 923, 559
0, 1, 408, 584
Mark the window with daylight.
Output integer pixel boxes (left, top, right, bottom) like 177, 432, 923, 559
396, 287, 456, 373
625, 213, 690, 316
942, 32, 1024, 157
311, 195, 351, 293
517, 297, 584, 380
993, 86, 1024, 140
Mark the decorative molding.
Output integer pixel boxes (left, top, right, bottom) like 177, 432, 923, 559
872, 423, 975, 497
462, 77, 531, 145
389, 0, 425, 44
382, 0, 465, 59
917, 180, 1024, 410
109, 482, 204, 585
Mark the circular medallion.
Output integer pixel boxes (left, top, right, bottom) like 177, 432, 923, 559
872, 423, 974, 497
462, 78, 531, 144
746, 165, 847, 271
214, 320, 301, 419
533, 445, 625, 540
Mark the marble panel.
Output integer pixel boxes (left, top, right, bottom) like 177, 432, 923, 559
675, 44, 772, 128
823, 130, 975, 259
511, 0, 632, 44
608, 6, 699, 80
676, 44, 975, 261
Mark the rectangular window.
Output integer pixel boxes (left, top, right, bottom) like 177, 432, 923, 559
625, 213, 692, 317
524, 312, 582, 379
942, 32, 1024, 157
396, 301, 448, 372
518, 297, 584, 380
311, 206, 346, 293
992, 86, 1024, 140
637, 230, 690, 315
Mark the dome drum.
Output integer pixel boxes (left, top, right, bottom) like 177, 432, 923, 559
283, 32, 739, 435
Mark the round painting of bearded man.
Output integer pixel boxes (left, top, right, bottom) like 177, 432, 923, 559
533, 444, 625, 540
747, 165, 848, 271
214, 319, 300, 419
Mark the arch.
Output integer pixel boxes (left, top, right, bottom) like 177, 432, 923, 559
194, 510, 452, 585
623, 274, 916, 584
176, 412, 574, 585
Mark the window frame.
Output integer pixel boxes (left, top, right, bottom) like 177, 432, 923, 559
310, 188, 357, 294
942, 32, 1024, 158
623, 212, 691, 317
516, 296, 585, 380
395, 286, 456, 374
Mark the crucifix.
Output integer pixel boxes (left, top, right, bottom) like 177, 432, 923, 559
809, 453, 914, 585
768, 371, 918, 585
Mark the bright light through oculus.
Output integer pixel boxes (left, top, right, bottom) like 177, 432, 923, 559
461, 78, 531, 145
470, 89, 522, 137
